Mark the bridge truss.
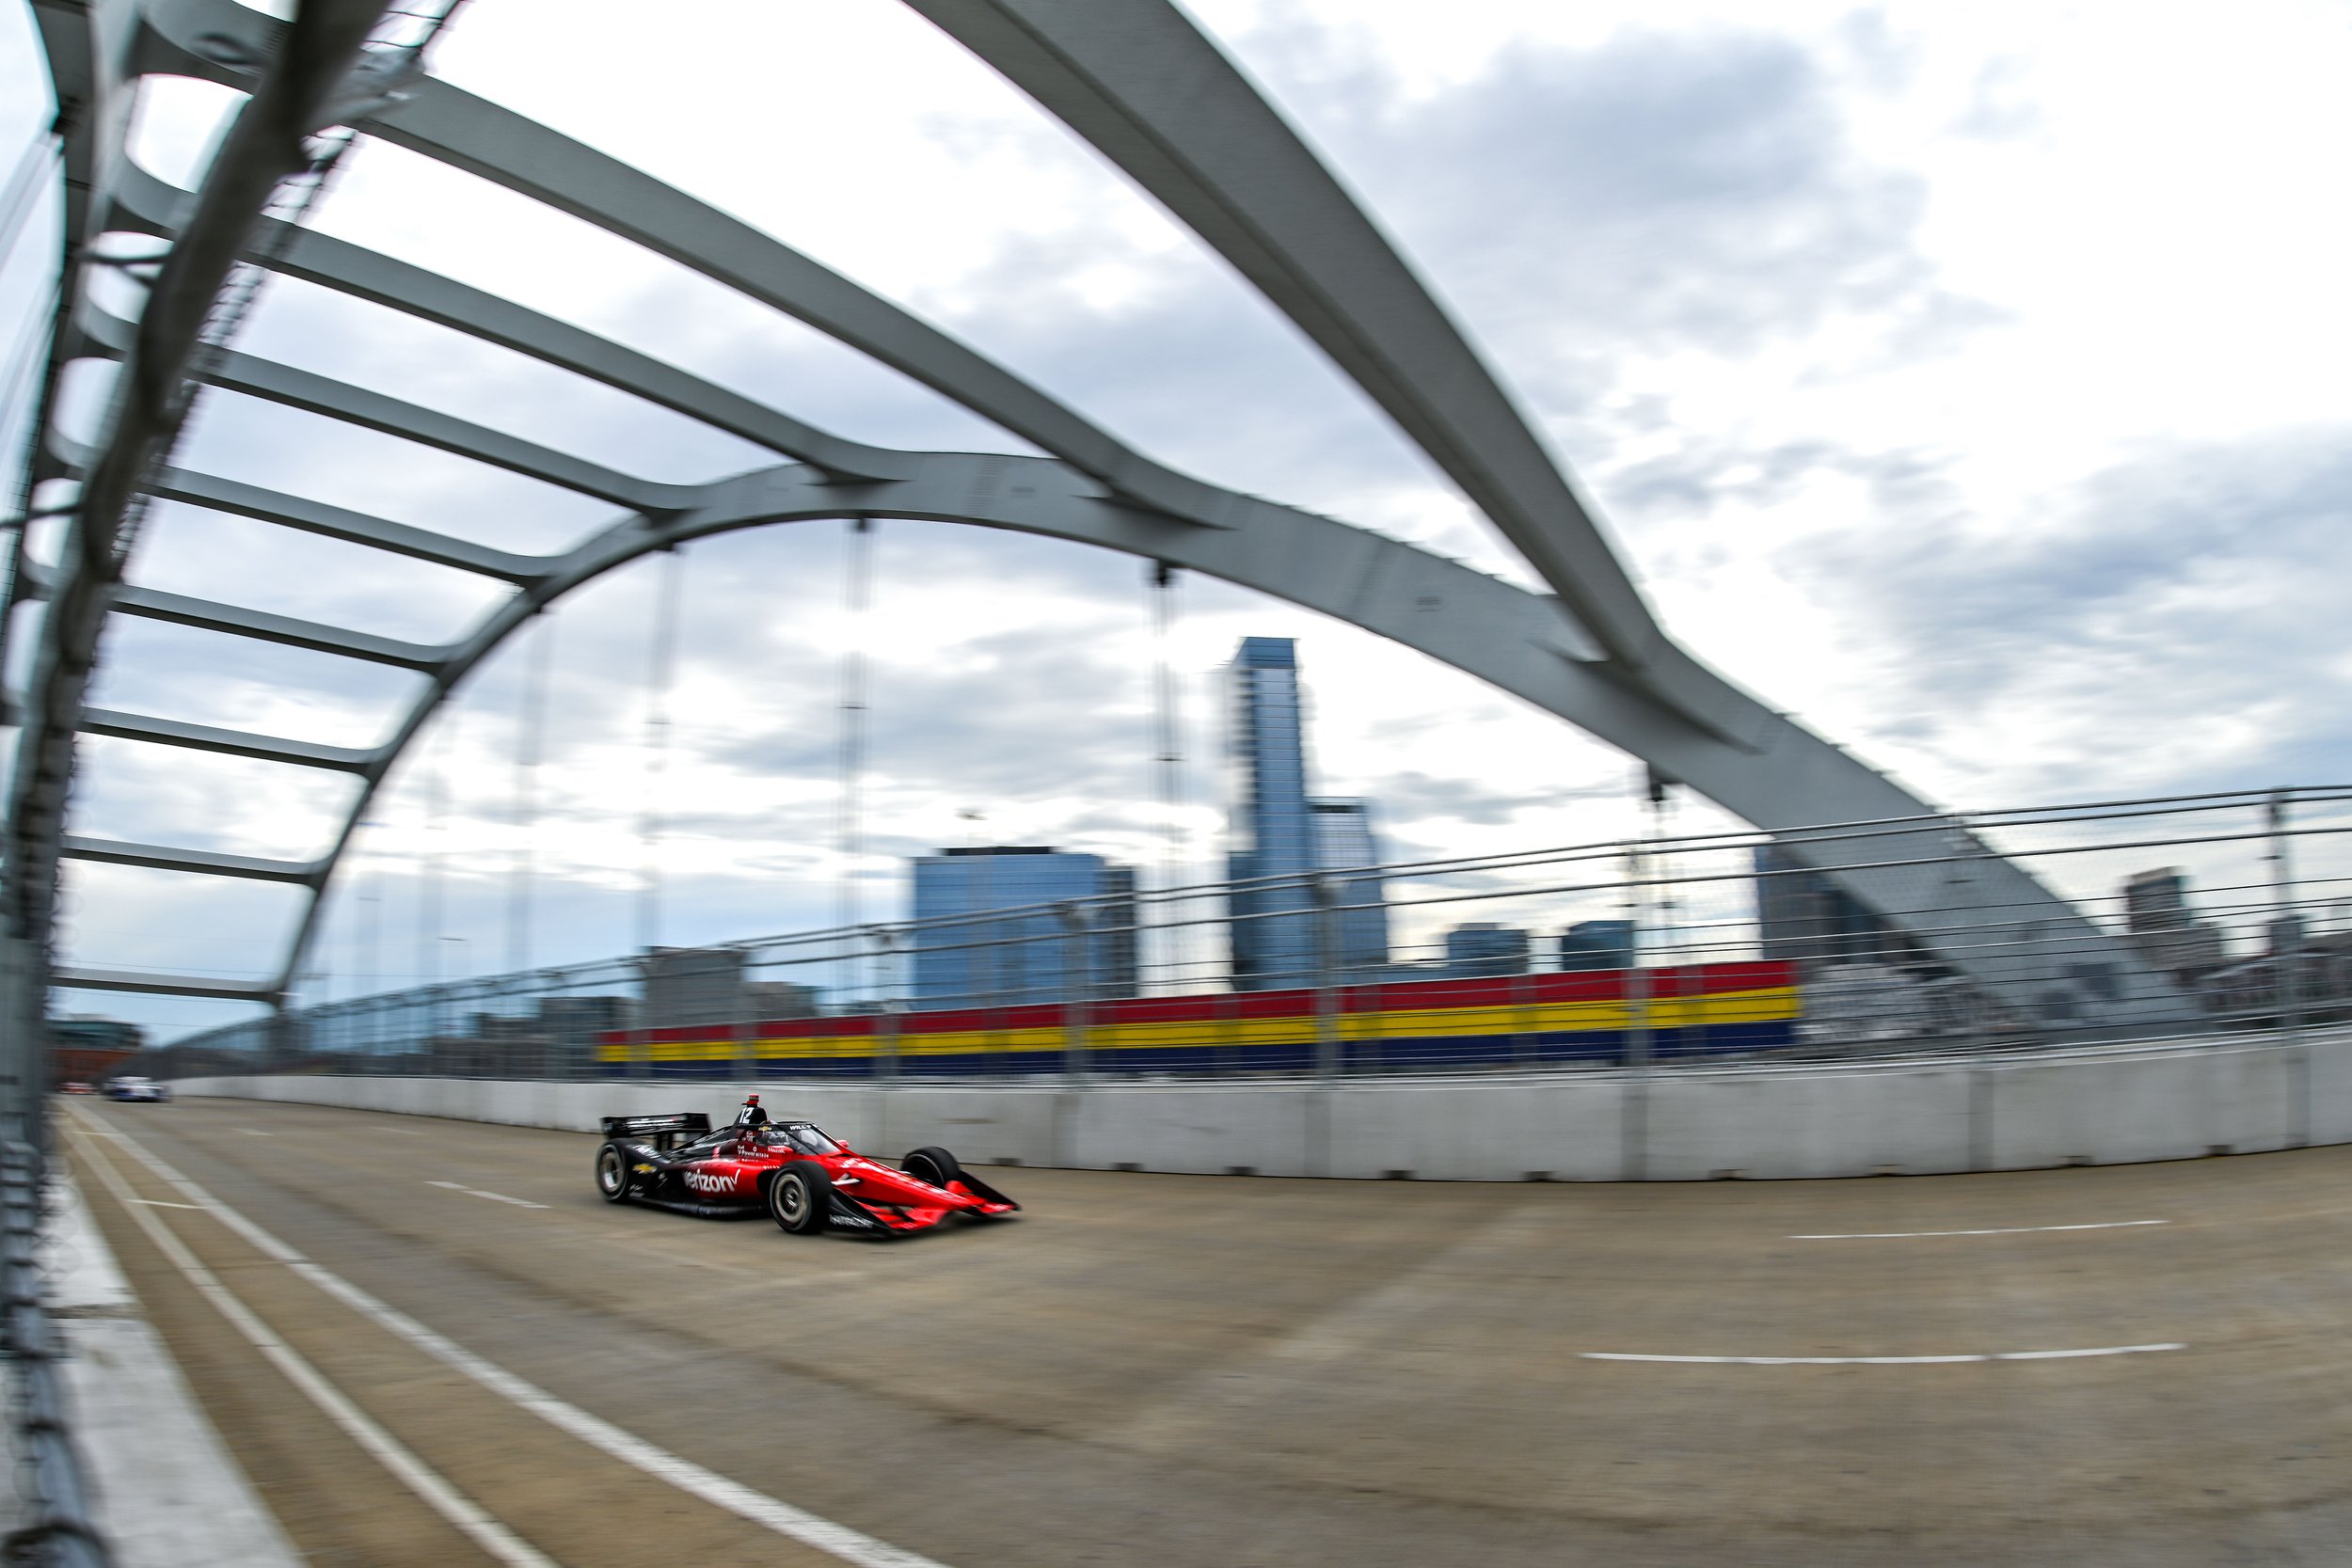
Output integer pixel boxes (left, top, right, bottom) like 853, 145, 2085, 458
4, 0, 2183, 1061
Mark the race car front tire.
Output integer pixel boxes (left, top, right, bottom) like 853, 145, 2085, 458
901, 1145, 963, 1191
769, 1160, 832, 1235
594, 1142, 634, 1204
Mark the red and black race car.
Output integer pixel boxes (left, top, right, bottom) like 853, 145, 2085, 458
594, 1097, 1019, 1237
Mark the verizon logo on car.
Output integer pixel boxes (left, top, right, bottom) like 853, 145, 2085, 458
683, 1170, 735, 1195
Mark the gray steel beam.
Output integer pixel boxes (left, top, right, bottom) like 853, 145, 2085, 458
73, 297, 692, 511
262, 450, 2183, 1029
903, 0, 1661, 666
61, 835, 325, 885
107, 161, 918, 484
6, 0, 390, 958
357, 80, 1244, 524
108, 585, 451, 672
210, 350, 691, 512
12, 0, 164, 510
149, 467, 550, 582
14, 561, 454, 672
78, 707, 381, 772
50, 964, 276, 1001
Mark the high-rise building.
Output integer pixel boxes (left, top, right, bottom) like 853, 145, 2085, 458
1754, 845, 1899, 964
1558, 919, 1634, 971
2122, 867, 2229, 979
909, 847, 1138, 1006
1446, 922, 1531, 978
640, 946, 746, 1028
1225, 637, 1390, 989
1310, 799, 1391, 974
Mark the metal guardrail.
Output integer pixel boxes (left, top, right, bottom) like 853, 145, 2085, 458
1, 1135, 105, 1568
130, 786, 2352, 1085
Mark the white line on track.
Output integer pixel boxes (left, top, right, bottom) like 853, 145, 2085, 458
1789, 1221, 2169, 1240
127, 1198, 204, 1210
70, 1124, 564, 1568
1583, 1344, 2186, 1365
72, 1105, 957, 1568
234, 1128, 272, 1136
427, 1181, 548, 1210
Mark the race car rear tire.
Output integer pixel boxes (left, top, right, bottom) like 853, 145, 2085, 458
769, 1160, 832, 1235
901, 1146, 963, 1190
594, 1142, 634, 1204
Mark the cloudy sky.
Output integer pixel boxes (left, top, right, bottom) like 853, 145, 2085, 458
5, 0, 2352, 1037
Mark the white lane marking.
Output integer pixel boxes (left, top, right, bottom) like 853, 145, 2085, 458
1789, 1220, 2170, 1240
1583, 1343, 2187, 1366
76, 1105, 957, 1568
70, 1126, 564, 1568
426, 1181, 548, 1211
127, 1198, 205, 1211
234, 1129, 272, 1137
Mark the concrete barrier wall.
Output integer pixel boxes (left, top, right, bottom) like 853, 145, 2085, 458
171, 1027, 2352, 1181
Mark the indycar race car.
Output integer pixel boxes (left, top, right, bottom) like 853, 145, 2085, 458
594, 1096, 1019, 1237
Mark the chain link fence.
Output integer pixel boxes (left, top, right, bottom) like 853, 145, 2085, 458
138, 787, 2352, 1085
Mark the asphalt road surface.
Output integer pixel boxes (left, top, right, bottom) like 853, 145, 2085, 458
64, 1095, 2352, 1567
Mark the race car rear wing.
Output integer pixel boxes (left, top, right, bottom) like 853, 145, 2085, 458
600, 1112, 710, 1151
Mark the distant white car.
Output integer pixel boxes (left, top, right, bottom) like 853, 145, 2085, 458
103, 1076, 169, 1103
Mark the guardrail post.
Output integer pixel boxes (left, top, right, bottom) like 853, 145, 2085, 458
2267, 790, 2312, 1147
3, 1129, 114, 1567
1622, 834, 1652, 1180
1311, 872, 1341, 1082
871, 927, 900, 1085
1055, 902, 1091, 1083
729, 949, 754, 1087
2267, 790, 2304, 1034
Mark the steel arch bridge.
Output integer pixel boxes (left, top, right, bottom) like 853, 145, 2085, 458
3, 0, 2177, 1039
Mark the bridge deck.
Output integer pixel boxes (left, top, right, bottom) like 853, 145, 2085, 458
64, 1096, 2352, 1567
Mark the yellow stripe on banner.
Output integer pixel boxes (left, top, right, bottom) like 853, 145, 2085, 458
755, 1035, 883, 1062
603, 985, 1803, 1063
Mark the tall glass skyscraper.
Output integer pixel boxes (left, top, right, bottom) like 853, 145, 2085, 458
908, 847, 1137, 1006
1226, 638, 1390, 990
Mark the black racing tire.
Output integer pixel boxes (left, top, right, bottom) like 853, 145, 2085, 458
901, 1146, 963, 1191
769, 1160, 832, 1235
594, 1142, 635, 1204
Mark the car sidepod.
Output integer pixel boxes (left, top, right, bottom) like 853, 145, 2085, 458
799, 1153, 1018, 1237
599, 1140, 767, 1219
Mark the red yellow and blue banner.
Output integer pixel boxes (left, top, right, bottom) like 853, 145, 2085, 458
595, 960, 1802, 1077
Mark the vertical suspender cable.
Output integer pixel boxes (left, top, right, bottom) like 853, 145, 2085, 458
631, 550, 686, 1082
1148, 562, 1186, 993
834, 518, 876, 969
507, 609, 554, 977
358, 852, 380, 1008
416, 721, 439, 987
406, 719, 435, 1048
635, 549, 687, 958
416, 708, 453, 1049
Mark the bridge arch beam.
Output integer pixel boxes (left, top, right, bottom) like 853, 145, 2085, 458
214, 447, 2162, 1026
